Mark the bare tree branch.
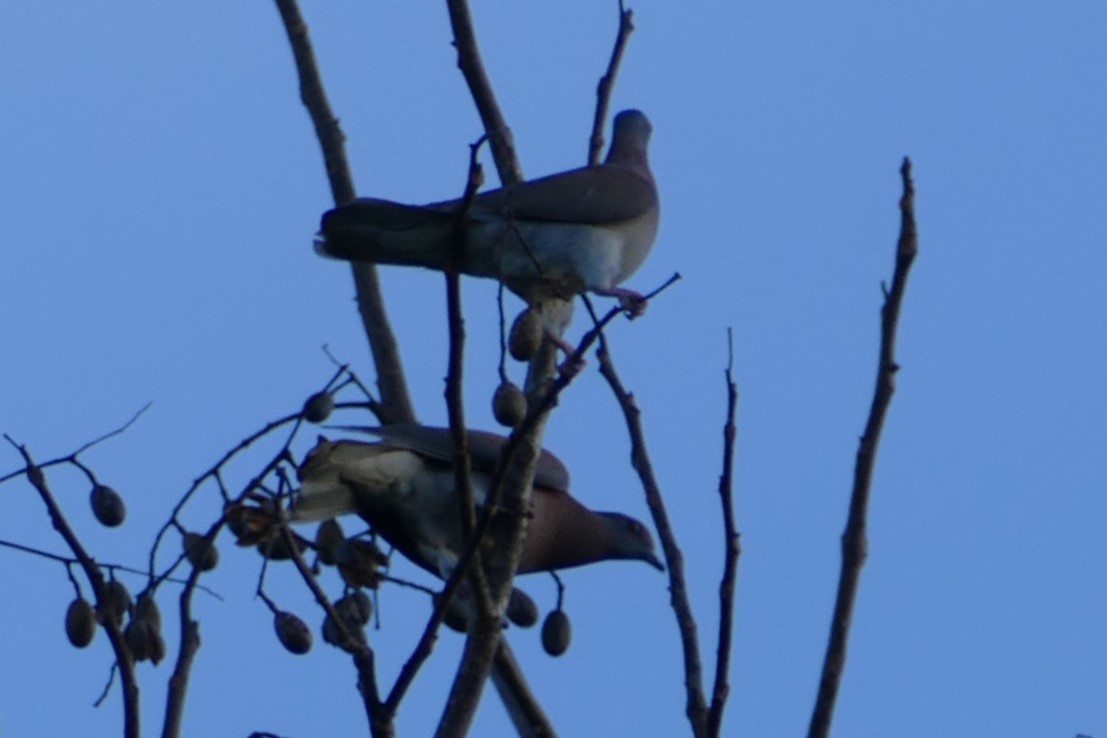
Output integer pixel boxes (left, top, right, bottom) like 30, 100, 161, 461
588, 1, 635, 166
445, 138, 489, 546
0, 406, 148, 485
592, 338, 710, 738
708, 330, 741, 737
436, 406, 557, 738
161, 447, 303, 736
162, 567, 202, 738
383, 138, 498, 716
435, 2, 552, 734
490, 643, 557, 738
0, 539, 219, 598
807, 158, 918, 738
435, 272, 673, 736
149, 411, 299, 580
272, 0, 415, 426
444, 0, 523, 187
276, 522, 394, 738
4, 439, 141, 738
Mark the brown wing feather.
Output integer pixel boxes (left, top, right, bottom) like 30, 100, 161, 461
425, 165, 656, 225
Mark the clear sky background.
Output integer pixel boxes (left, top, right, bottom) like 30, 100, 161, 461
2, 2, 1105, 737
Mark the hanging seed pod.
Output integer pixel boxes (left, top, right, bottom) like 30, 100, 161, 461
124, 617, 165, 664
301, 392, 335, 424
315, 519, 345, 566
506, 588, 539, 629
492, 381, 527, 428
65, 598, 97, 648
335, 590, 373, 626
323, 592, 372, 652
148, 629, 167, 664
225, 502, 278, 546
335, 539, 387, 589
124, 619, 153, 660
134, 592, 162, 631
257, 531, 308, 561
183, 532, 219, 571
509, 308, 543, 362
274, 611, 312, 655
90, 485, 126, 527
123, 593, 163, 663
101, 580, 133, 627
541, 609, 571, 656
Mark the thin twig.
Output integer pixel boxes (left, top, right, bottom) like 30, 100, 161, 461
588, 1, 635, 166
0, 406, 148, 484
446, 137, 488, 543
322, 349, 387, 418
590, 329, 710, 737
0, 539, 222, 599
162, 449, 304, 738
807, 158, 918, 738
708, 329, 740, 737
70, 404, 152, 458
153, 438, 295, 588
148, 412, 300, 579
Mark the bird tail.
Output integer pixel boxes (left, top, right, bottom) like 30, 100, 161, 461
315, 199, 454, 270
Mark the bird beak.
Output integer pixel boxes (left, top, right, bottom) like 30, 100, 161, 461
645, 552, 665, 571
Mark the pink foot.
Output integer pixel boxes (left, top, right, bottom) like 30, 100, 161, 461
595, 287, 648, 318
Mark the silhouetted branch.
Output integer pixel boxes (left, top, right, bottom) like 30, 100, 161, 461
435, 2, 549, 733
490, 643, 557, 738
162, 566, 202, 738
592, 338, 710, 738
807, 158, 918, 738
272, 0, 415, 426
384, 138, 494, 715
277, 522, 393, 738
446, 138, 488, 543
444, 0, 523, 186
148, 411, 299, 579
0, 539, 221, 598
4, 438, 141, 738
708, 330, 740, 737
589, 1, 636, 166
0, 406, 148, 485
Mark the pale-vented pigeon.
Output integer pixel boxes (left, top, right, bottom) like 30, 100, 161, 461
292, 425, 663, 577
314, 110, 659, 313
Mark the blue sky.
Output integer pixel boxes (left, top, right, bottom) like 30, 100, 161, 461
3, 2, 1106, 736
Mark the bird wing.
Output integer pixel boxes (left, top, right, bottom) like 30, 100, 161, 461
424, 164, 656, 226
340, 425, 571, 492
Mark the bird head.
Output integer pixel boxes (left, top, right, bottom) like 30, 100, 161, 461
599, 512, 664, 571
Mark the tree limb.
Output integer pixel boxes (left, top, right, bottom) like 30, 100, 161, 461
272, 0, 416, 425
708, 331, 740, 737
588, 1, 635, 166
807, 158, 918, 738
592, 340, 710, 737
5, 440, 141, 738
